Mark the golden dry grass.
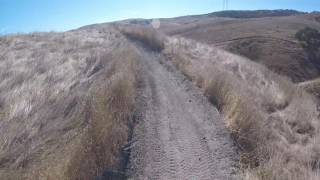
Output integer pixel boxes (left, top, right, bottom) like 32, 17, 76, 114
116, 24, 165, 52
83, 25, 320, 179
62, 52, 139, 180
299, 78, 320, 100
163, 37, 320, 180
30, 51, 140, 180
0, 28, 141, 179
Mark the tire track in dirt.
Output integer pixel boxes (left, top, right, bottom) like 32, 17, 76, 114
128, 44, 238, 180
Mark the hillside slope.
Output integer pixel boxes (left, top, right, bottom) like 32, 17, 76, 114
0, 26, 142, 179
158, 11, 320, 82
0, 25, 239, 180
165, 36, 320, 179
118, 25, 320, 180
1, 10, 320, 180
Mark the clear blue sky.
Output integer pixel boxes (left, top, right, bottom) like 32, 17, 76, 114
1, 0, 320, 34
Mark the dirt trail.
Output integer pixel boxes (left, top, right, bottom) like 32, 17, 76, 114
128, 45, 238, 180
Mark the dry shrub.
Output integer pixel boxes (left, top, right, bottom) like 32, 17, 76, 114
117, 24, 165, 51
164, 37, 320, 179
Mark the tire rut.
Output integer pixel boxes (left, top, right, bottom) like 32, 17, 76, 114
128, 44, 238, 180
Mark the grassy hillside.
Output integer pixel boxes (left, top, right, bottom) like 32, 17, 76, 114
164, 37, 320, 180
158, 11, 320, 82
208, 10, 304, 18
1, 10, 320, 180
0, 27, 141, 179
120, 25, 320, 180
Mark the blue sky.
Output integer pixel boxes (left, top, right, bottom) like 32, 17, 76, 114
1, 0, 320, 34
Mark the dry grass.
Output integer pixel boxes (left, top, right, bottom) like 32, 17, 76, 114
2, 22, 319, 179
159, 13, 320, 83
163, 37, 320, 179
116, 24, 165, 52
299, 78, 320, 101
0, 27, 141, 179
63, 50, 140, 180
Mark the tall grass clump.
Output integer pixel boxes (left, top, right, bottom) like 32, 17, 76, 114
63, 50, 140, 180
163, 37, 320, 180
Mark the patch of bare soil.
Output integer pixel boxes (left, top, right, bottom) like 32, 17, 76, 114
128, 45, 238, 179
